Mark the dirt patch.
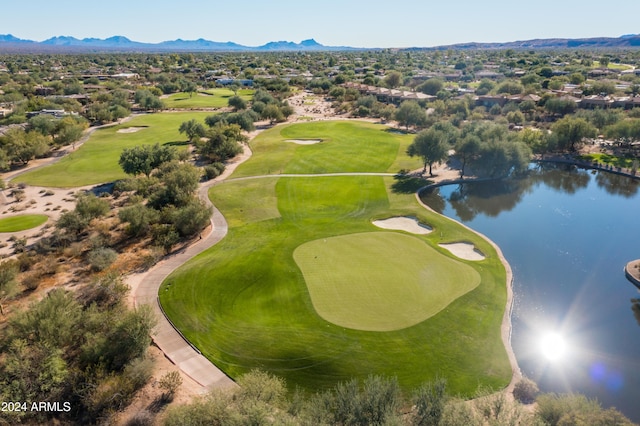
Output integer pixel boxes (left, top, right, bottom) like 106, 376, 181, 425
117, 126, 148, 134
372, 217, 432, 234
285, 139, 322, 145
0, 185, 82, 257
439, 242, 486, 261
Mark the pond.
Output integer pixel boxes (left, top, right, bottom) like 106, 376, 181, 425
421, 163, 640, 421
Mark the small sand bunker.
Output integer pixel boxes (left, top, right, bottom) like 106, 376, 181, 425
285, 139, 322, 145
439, 242, 485, 261
372, 217, 432, 235
117, 127, 147, 134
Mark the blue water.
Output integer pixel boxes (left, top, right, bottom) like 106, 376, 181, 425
421, 164, 640, 421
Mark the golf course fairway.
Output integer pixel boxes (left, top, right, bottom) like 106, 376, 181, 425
159, 121, 511, 395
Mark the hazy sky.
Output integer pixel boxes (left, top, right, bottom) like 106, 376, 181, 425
4, 0, 639, 48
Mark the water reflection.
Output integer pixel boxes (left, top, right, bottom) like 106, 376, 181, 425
420, 162, 640, 422
533, 163, 591, 194
420, 163, 637, 221
595, 172, 640, 198
632, 299, 640, 326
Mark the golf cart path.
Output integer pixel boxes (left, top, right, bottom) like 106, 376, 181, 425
129, 164, 399, 389
130, 144, 252, 391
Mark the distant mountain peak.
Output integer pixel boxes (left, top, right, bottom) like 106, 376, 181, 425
300, 38, 320, 46
104, 35, 132, 43
3, 33, 640, 53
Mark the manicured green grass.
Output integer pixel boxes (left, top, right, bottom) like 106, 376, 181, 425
295, 232, 480, 331
162, 169, 510, 395
232, 120, 421, 177
163, 89, 253, 109
579, 153, 637, 168
15, 112, 209, 188
0, 214, 48, 232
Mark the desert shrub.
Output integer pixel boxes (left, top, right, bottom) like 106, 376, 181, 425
412, 377, 448, 425
11, 236, 27, 253
513, 376, 539, 404
87, 247, 118, 271
165, 199, 212, 237
86, 365, 150, 416
118, 204, 160, 237
15, 252, 37, 271
203, 162, 226, 180
56, 210, 89, 236
76, 193, 110, 220
151, 224, 180, 253
11, 188, 25, 202
0, 260, 19, 303
159, 371, 183, 402
125, 410, 155, 426
81, 273, 129, 308
307, 375, 402, 426
21, 271, 42, 291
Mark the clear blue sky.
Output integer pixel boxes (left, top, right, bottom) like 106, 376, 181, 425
4, 0, 639, 48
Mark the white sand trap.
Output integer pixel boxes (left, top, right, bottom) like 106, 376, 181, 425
439, 242, 485, 261
117, 127, 147, 134
285, 139, 322, 145
372, 217, 432, 234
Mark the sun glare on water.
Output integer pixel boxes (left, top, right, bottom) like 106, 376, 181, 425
540, 332, 567, 361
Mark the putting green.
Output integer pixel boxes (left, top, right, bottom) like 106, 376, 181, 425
0, 214, 48, 232
294, 232, 480, 331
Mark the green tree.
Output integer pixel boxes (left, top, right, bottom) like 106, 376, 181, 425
166, 198, 212, 237
551, 116, 597, 151
228, 95, 247, 111
54, 115, 88, 146
395, 101, 427, 130
407, 128, 450, 175
178, 119, 206, 143
134, 89, 164, 111
604, 119, 640, 145
118, 204, 160, 237
149, 162, 201, 208
455, 134, 481, 177
198, 123, 246, 162
182, 80, 198, 98
261, 103, 285, 124
1, 128, 50, 165
417, 78, 444, 96
384, 71, 403, 89
119, 143, 177, 177
544, 97, 577, 116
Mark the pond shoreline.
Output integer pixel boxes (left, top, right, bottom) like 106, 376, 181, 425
625, 260, 640, 288
415, 182, 521, 394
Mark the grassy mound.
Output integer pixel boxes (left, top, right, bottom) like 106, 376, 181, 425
0, 214, 48, 232
294, 232, 480, 331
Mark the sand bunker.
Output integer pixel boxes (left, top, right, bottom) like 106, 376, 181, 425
117, 127, 147, 134
372, 217, 432, 235
285, 139, 322, 145
439, 242, 485, 261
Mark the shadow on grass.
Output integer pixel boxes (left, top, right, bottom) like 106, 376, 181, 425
164, 140, 190, 147
391, 172, 432, 194
384, 128, 409, 135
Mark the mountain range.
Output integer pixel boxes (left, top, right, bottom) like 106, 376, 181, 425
0, 34, 640, 53
0, 35, 356, 53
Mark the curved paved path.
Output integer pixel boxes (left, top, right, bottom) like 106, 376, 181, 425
130, 160, 399, 390
131, 145, 251, 391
